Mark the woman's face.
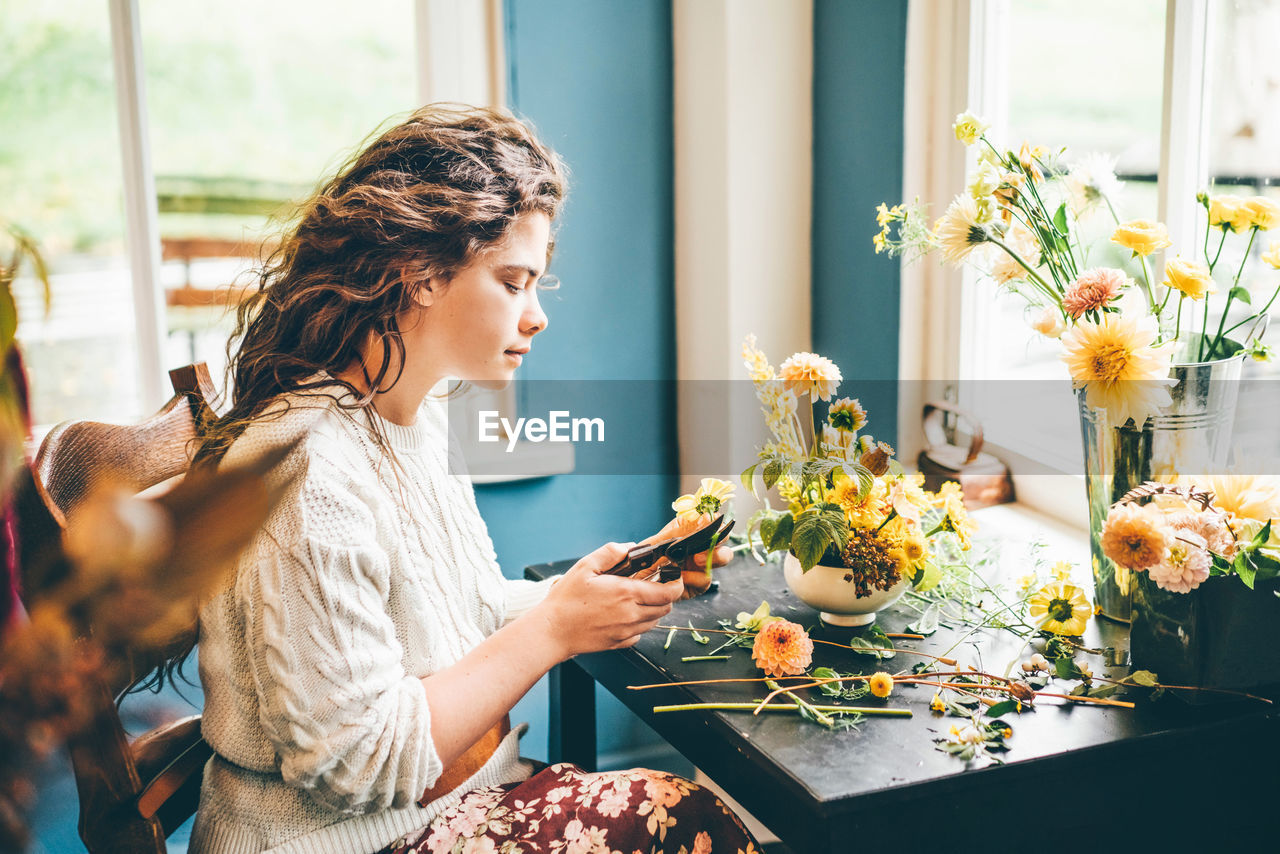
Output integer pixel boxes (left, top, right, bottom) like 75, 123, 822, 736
409, 211, 552, 389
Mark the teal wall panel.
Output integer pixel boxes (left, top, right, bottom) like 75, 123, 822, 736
812, 0, 908, 446
480, 0, 678, 766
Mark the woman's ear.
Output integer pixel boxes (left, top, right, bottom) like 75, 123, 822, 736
407, 275, 435, 308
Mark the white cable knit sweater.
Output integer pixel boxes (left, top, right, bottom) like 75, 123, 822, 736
190, 386, 552, 854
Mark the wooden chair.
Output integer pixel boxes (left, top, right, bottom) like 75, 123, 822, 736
18, 363, 220, 853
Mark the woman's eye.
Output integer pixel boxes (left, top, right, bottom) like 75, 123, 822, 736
505, 282, 523, 294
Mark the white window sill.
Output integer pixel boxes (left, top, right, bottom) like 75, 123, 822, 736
970, 499, 1091, 570
467, 440, 575, 485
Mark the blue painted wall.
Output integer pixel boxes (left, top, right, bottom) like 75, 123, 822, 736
477, 0, 680, 767
812, 0, 908, 447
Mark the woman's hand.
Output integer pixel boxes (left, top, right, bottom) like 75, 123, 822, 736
642, 514, 735, 598
533, 542, 684, 660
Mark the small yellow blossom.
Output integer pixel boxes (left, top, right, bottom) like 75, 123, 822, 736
1111, 219, 1173, 257
1050, 561, 1074, 583
929, 693, 946, 713
868, 672, 894, 699
742, 334, 776, 383
1016, 573, 1038, 594
1261, 242, 1280, 270
932, 481, 977, 550
953, 111, 989, 145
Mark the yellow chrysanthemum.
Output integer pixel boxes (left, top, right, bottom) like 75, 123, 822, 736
1111, 219, 1172, 257
933, 194, 991, 265
868, 672, 894, 698
1262, 242, 1280, 270
1243, 196, 1280, 231
779, 352, 842, 401
1209, 194, 1252, 232
953, 111, 989, 145
932, 481, 976, 550
1162, 257, 1215, 301
836, 478, 889, 530
1061, 313, 1175, 427
1027, 582, 1091, 636
672, 477, 736, 522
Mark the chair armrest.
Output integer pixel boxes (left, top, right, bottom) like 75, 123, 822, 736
131, 715, 212, 833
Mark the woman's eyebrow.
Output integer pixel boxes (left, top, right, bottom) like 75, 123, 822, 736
493, 262, 543, 279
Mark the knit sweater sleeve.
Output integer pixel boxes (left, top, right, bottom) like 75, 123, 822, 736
242, 470, 444, 814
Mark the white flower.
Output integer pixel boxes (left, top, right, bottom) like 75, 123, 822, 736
1028, 306, 1066, 338
933, 194, 992, 266
1066, 152, 1124, 216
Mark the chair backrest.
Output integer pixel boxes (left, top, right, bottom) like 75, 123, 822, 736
23, 363, 220, 854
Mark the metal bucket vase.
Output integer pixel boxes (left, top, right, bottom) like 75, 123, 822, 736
1078, 352, 1243, 622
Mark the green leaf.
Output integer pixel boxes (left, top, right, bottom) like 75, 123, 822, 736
811, 666, 843, 696
740, 463, 759, 498
1129, 670, 1159, 688
1054, 657, 1081, 680
1052, 202, 1069, 237
1088, 684, 1120, 699
1236, 556, 1257, 590
1251, 520, 1272, 550
763, 459, 785, 490
0, 282, 15, 356
906, 602, 941, 636
1229, 285, 1252, 305
848, 631, 896, 660
767, 513, 794, 553
986, 700, 1020, 717
759, 515, 778, 552
791, 514, 834, 571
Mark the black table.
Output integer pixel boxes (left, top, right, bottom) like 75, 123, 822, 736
525, 554, 1279, 850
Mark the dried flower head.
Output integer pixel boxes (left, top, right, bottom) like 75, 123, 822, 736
839, 528, 902, 596
858, 441, 894, 476
1062, 267, 1129, 318
751, 619, 813, 677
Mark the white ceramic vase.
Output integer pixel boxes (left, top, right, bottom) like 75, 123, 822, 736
782, 552, 909, 627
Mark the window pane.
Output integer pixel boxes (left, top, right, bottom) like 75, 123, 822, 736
1, 0, 142, 426
139, 0, 417, 388
1205, 0, 1280, 362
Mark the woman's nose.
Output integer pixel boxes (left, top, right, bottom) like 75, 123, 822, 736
523, 292, 548, 335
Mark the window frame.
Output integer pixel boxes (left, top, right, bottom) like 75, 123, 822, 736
901, 0, 1215, 525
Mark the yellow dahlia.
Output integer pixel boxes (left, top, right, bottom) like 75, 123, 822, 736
933, 194, 991, 266
1027, 582, 1091, 635
828, 397, 867, 432
779, 352, 842, 401
1061, 313, 1174, 427
1243, 196, 1280, 231
835, 478, 889, 530
672, 477, 736, 522
1162, 257, 1215, 301
1111, 219, 1172, 257
751, 619, 813, 677
1204, 474, 1280, 526
868, 672, 894, 699
1100, 502, 1171, 571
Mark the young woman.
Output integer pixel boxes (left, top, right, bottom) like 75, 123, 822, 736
189, 106, 759, 854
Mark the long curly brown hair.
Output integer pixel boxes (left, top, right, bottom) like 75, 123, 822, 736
196, 104, 567, 468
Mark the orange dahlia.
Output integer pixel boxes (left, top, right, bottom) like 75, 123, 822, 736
751, 619, 813, 677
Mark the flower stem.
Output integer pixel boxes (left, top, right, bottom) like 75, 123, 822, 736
1207, 226, 1260, 358
653, 702, 912, 717
681, 655, 731, 662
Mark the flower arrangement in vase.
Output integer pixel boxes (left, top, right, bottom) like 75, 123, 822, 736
874, 110, 1280, 620
740, 335, 975, 626
1099, 477, 1280, 696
